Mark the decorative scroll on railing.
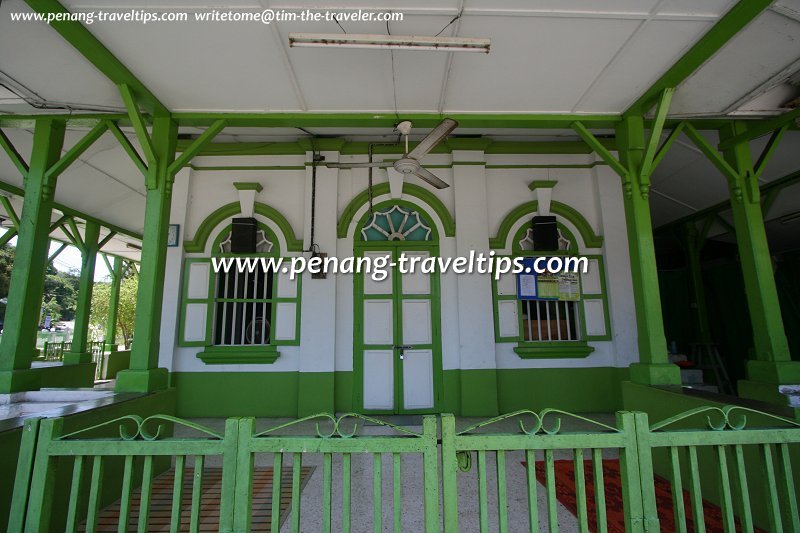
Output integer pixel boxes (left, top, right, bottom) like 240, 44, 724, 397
442, 409, 642, 533
8, 407, 800, 533
642, 405, 800, 533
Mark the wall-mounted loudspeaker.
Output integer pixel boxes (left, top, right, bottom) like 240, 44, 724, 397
231, 217, 257, 253
532, 216, 559, 251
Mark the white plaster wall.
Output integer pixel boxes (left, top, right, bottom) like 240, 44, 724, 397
163, 150, 637, 375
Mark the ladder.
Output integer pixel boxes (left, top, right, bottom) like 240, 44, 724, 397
690, 342, 735, 395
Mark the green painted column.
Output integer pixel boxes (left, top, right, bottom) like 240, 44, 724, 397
680, 222, 712, 343
616, 115, 681, 385
104, 256, 123, 352
115, 116, 177, 393
0, 119, 65, 393
64, 220, 100, 365
719, 123, 800, 401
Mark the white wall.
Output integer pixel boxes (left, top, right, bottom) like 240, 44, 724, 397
161, 150, 636, 375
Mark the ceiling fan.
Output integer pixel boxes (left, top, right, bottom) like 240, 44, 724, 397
325, 118, 458, 189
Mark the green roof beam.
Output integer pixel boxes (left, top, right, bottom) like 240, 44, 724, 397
626, 0, 773, 115
25, 0, 167, 116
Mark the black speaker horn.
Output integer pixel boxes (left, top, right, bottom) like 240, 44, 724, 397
532, 216, 559, 251
231, 217, 257, 253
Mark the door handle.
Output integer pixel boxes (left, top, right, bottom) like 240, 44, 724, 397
394, 345, 413, 359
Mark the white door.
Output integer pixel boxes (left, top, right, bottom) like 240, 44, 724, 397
359, 248, 439, 413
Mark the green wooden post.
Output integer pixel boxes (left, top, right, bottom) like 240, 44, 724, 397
0, 119, 65, 393
64, 220, 100, 365
617, 115, 681, 385
104, 256, 123, 352
719, 122, 800, 401
680, 222, 712, 343
115, 116, 177, 393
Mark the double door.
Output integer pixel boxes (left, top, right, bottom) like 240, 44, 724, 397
355, 246, 442, 414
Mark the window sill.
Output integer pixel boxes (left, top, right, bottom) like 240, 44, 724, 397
513, 342, 594, 359
197, 345, 280, 365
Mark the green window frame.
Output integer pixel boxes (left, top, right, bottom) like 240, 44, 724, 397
491, 221, 611, 359
178, 221, 302, 364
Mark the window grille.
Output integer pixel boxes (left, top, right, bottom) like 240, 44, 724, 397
213, 261, 274, 346
518, 224, 580, 342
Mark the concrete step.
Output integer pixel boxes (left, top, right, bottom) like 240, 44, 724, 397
680, 368, 704, 385
669, 353, 688, 363
684, 384, 720, 393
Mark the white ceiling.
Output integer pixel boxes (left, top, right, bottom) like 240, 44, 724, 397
0, 0, 799, 253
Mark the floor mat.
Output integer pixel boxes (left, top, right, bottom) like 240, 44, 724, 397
525, 459, 764, 533
80, 465, 315, 532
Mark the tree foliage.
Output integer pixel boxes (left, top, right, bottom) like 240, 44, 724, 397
90, 271, 138, 348
0, 243, 80, 323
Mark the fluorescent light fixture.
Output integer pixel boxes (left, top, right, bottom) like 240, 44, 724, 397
288, 33, 490, 53
126, 242, 142, 250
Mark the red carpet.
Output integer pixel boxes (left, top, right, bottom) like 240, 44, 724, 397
526, 459, 763, 533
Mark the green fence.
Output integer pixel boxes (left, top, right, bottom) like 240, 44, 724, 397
9, 407, 800, 533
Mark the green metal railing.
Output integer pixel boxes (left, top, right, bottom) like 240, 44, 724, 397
41, 340, 71, 361
8, 407, 800, 533
441, 410, 645, 532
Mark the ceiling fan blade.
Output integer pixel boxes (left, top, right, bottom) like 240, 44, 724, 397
325, 162, 393, 168
413, 166, 450, 189
407, 118, 458, 160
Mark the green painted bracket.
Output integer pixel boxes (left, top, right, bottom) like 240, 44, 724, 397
48, 242, 68, 263
0, 195, 20, 229
169, 119, 227, 175
45, 121, 108, 181
571, 121, 629, 180
639, 88, 674, 182
98, 231, 117, 249
48, 214, 69, 233
753, 124, 788, 180
528, 180, 557, 191
489, 200, 603, 249
60, 218, 86, 254
337, 182, 456, 239
118, 84, 156, 166
105, 120, 149, 176
0, 228, 18, 248
0, 127, 30, 177
101, 253, 116, 279
648, 122, 685, 179
683, 123, 739, 184
719, 107, 800, 150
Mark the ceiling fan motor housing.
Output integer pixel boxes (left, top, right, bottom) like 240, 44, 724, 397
394, 158, 420, 174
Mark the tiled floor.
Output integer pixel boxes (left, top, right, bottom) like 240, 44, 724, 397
80, 466, 314, 532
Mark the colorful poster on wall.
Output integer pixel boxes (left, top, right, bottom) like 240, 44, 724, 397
517, 257, 581, 301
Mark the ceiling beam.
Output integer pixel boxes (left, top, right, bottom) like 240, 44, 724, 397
0, 177, 143, 240
625, 0, 773, 116
25, 0, 168, 117
656, 167, 800, 233
718, 108, 800, 149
